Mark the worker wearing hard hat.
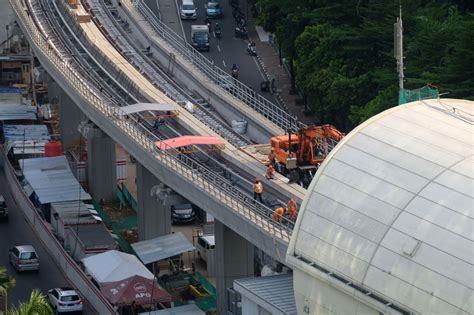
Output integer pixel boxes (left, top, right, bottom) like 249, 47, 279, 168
265, 164, 276, 180
288, 198, 298, 221
253, 177, 264, 202
273, 207, 286, 223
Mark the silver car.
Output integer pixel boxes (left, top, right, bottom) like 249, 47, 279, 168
9, 245, 39, 272
48, 287, 83, 313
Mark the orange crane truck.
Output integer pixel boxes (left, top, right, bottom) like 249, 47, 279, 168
270, 124, 344, 186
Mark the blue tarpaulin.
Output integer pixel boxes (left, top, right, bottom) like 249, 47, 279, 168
0, 87, 22, 94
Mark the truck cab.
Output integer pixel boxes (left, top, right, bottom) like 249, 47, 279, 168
191, 25, 210, 51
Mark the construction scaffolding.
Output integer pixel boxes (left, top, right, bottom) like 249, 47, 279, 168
399, 85, 439, 104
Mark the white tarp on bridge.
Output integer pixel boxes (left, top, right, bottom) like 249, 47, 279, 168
117, 102, 178, 116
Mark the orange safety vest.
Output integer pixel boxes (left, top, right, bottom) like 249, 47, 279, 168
254, 182, 263, 194
273, 207, 285, 222
288, 199, 297, 212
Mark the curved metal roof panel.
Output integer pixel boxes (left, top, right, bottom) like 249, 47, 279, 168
287, 99, 473, 315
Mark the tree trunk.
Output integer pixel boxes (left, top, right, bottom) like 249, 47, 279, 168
289, 58, 296, 94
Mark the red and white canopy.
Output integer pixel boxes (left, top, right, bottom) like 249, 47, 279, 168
155, 135, 225, 150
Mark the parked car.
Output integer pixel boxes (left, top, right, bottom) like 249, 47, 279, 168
9, 245, 39, 272
196, 234, 215, 263
171, 203, 196, 224
48, 287, 83, 313
0, 195, 8, 221
205, 1, 222, 18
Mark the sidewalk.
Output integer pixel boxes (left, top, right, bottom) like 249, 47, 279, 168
246, 16, 318, 126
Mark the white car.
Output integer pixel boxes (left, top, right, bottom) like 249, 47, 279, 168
48, 287, 83, 313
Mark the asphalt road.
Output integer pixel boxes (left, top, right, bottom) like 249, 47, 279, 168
0, 165, 93, 314
151, 0, 271, 95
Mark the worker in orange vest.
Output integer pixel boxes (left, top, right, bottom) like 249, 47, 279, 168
253, 177, 263, 202
268, 150, 275, 166
288, 198, 298, 221
265, 164, 275, 180
273, 207, 285, 223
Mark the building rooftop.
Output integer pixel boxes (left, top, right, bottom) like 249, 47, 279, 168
234, 274, 297, 315
68, 223, 116, 251
287, 99, 473, 314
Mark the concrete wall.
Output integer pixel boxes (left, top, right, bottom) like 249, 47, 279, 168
215, 220, 254, 314
136, 162, 171, 240
1, 153, 116, 314
293, 270, 380, 315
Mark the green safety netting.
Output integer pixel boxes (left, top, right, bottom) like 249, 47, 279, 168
399, 85, 439, 104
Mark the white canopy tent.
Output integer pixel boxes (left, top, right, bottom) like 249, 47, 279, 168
117, 103, 178, 116
81, 250, 154, 284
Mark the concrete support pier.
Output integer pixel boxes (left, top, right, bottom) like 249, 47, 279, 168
215, 220, 254, 314
83, 125, 116, 202
47, 77, 85, 151
136, 163, 171, 240
59, 89, 85, 151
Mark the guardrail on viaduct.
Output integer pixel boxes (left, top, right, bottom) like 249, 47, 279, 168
131, 0, 305, 133
10, 0, 292, 251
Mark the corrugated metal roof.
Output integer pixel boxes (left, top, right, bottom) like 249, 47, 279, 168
6, 140, 48, 155
288, 99, 473, 315
19, 156, 91, 204
68, 224, 117, 250
132, 232, 194, 264
0, 104, 37, 120
3, 124, 50, 141
234, 274, 297, 315
51, 201, 97, 225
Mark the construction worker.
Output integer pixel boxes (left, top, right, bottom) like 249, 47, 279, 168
268, 150, 275, 166
265, 164, 275, 180
253, 177, 263, 202
273, 207, 285, 223
288, 198, 298, 221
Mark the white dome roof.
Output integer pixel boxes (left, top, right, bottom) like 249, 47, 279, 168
287, 99, 473, 314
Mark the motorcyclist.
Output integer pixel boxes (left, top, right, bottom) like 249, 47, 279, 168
231, 63, 239, 78
215, 22, 221, 37
247, 42, 256, 55
205, 18, 212, 32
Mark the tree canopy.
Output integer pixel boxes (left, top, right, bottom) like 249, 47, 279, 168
255, 0, 473, 130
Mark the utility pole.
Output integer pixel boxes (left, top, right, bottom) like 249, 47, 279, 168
394, 5, 404, 102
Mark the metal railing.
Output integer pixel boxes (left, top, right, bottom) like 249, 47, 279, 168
81, 0, 250, 147
132, 0, 305, 132
12, 0, 293, 244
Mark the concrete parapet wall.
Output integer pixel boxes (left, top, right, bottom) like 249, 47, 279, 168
1, 154, 116, 315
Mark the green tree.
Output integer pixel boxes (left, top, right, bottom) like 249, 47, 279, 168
256, 0, 473, 130
0, 266, 16, 314
7, 289, 52, 315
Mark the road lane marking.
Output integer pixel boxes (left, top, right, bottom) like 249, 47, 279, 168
217, 44, 221, 52
253, 55, 267, 81
172, 0, 186, 39
222, 60, 227, 67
